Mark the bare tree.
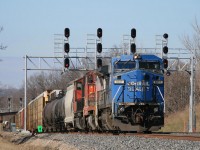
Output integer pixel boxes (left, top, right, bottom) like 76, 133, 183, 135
180, 18, 200, 115
24, 70, 86, 101
181, 18, 200, 56
165, 71, 190, 114
0, 26, 7, 50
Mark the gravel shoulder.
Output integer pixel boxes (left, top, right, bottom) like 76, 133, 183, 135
0, 136, 21, 150
1, 131, 200, 150
0, 131, 77, 150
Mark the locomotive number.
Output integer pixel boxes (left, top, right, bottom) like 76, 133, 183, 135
127, 87, 150, 92
128, 87, 141, 92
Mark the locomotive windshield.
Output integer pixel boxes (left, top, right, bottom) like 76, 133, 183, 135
114, 61, 136, 72
139, 61, 160, 71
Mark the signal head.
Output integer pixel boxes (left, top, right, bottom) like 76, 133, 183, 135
163, 59, 168, 69
131, 43, 136, 54
64, 58, 70, 68
163, 33, 168, 39
64, 43, 70, 53
97, 43, 102, 53
64, 28, 70, 38
97, 58, 102, 68
97, 28, 102, 38
163, 46, 168, 54
131, 28, 136, 38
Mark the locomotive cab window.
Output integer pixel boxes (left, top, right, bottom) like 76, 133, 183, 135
114, 61, 136, 72
139, 61, 160, 70
76, 83, 82, 90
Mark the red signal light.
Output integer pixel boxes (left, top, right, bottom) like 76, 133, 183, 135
97, 58, 102, 68
163, 59, 168, 68
64, 58, 70, 68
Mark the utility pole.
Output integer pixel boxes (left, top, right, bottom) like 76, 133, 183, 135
189, 55, 195, 132
8, 98, 11, 112
24, 55, 27, 131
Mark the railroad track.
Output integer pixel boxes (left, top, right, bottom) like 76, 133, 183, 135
38, 131, 200, 141
2, 131, 200, 150
134, 132, 200, 141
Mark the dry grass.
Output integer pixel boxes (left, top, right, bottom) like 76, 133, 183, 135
160, 103, 200, 132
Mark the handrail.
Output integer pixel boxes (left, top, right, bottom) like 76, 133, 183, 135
156, 86, 165, 113
112, 86, 123, 116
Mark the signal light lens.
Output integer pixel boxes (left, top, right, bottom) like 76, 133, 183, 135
64, 58, 70, 68
97, 58, 102, 68
131, 28, 136, 38
163, 33, 168, 39
163, 59, 168, 68
163, 46, 168, 54
97, 43, 102, 53
97, 28, 102, 38
64, 43, 70, 53
131, 43, 136, 54
64, 28, 70, 38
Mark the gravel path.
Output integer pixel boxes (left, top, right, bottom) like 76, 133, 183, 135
34, 133, 200, 150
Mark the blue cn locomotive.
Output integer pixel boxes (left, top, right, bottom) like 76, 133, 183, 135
108, 53, 164, 132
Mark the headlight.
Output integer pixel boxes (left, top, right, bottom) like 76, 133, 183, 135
154, 107, 158, 113
153, 80, 163, 85
120, 107, 125, 112
114, 79, 125, 85
134, 54, 141, 59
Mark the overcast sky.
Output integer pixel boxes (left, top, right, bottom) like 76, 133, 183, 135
0, 0, 200, 87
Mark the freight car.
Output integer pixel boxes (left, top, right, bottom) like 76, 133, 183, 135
26, 90, 51, 131
15, 108, 24, 130
15, 90, 51, 131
